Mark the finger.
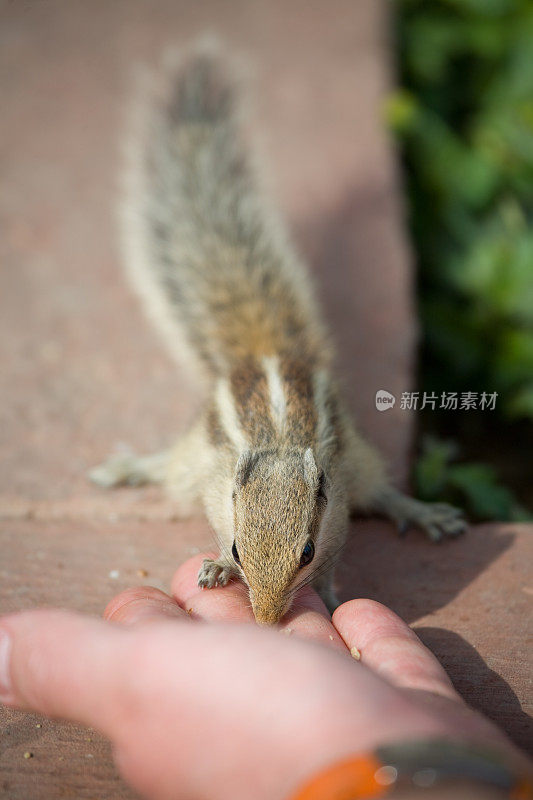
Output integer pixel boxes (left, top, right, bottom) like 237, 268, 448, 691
332, 599, 459, 700
0, 609, 132, 733
172, 553, 255, 621
104, 586, 187, 625
172, 554, 346, 651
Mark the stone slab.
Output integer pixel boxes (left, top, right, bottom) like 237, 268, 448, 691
2, 1, 530, 798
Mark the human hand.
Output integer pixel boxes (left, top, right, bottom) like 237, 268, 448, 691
0, 554, 528, 800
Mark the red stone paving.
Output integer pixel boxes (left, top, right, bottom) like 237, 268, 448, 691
0, 1, 531, 797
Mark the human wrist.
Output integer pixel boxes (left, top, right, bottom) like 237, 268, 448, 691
288, 738, 533, 800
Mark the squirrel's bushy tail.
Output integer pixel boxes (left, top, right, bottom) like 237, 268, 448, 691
121, 44, 328, 382
167, 47, 236, 127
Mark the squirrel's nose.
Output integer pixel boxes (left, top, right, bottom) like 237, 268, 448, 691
253, 609, 283, 626
251, 598, 285, 626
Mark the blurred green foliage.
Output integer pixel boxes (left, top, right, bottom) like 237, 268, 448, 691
389, 0, 533, 519
415, 436, 530, 521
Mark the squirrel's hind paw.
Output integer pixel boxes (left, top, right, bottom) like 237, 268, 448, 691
396, 500, 467, 543
88, 454, 145, 488
373, 488, 467, 544
88, 449, 170, 489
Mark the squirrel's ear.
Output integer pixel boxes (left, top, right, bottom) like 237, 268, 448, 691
303, 447, 318, 487
235, 450, 258, 489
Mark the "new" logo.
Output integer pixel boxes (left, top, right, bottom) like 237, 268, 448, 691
375, 390, 396, 412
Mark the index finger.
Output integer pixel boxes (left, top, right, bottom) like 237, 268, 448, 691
104, 586, 188, 625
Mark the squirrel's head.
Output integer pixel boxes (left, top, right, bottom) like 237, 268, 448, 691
230, 447, 328, 625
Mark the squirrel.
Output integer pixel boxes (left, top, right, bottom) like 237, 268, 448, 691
89, 44, 466, 625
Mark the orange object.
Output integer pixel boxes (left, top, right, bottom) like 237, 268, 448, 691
290, 753, 533, 800
289, 755, 389, 800
512, 778, 533, 800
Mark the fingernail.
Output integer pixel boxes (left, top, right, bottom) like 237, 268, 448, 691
0, 628, 14, 702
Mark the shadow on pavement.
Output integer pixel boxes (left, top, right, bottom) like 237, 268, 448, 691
416, 626, 533, 757
337, 521, 513, 624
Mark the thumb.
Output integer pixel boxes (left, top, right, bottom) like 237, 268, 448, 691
0, 609, 131, 735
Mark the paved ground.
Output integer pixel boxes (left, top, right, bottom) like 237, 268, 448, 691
0, 1, 531, 797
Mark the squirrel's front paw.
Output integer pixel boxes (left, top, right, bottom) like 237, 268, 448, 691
198, 558, 236, 589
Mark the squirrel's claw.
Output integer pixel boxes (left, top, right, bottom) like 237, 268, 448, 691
397, 520, 409, 538
198, 557, 236, 589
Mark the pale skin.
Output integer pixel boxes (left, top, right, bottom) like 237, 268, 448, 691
0, 553, 530, 800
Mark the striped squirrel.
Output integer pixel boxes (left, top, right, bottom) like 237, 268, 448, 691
90, 45, 466, 625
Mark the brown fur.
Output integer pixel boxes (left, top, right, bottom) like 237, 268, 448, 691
230, 359, 275, 448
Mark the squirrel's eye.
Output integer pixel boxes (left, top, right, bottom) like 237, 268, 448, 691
232, 541, 241, 566
299, 540, 315, 568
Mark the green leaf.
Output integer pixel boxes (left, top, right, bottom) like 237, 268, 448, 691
383, 90, 419, 133
447, 463, 530, 520
414, 436, 458, 500
507, 384, 533, 419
